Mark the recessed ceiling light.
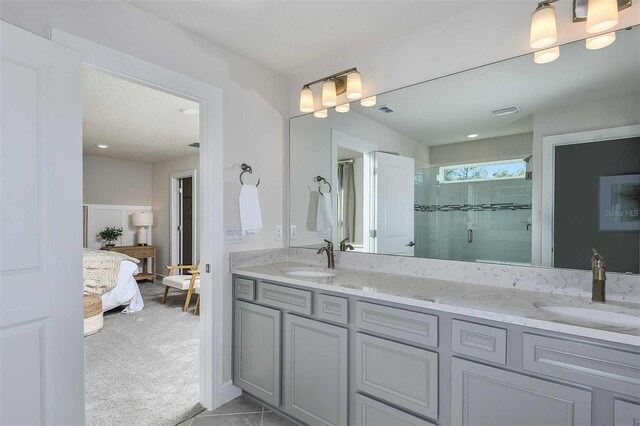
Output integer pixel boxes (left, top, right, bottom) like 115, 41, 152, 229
467, 134, 479, 138
96, 144, 109, 149
180, 108, 199, 116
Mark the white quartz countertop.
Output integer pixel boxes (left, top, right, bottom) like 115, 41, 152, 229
233, 262, 640, 347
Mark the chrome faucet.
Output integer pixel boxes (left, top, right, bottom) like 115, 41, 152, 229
317, 239, 335, 269
591, 248, 606, 302
339, 237, 355, 252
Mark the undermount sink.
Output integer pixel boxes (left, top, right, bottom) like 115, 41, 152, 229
534, 302, 640, 329
285, 267, 336, 278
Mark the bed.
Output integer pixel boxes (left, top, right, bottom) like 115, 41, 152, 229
83, 249, 144, 313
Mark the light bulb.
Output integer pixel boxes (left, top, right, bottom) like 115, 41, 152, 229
346, 71, 363, 100
322, 80, 337, 107
586, 31, 616, 49
299, 86, 314, 113
529, 3, 557, 49
360, 96, 377, 107
314, 109, 328, 119
335, 103, 350, 113
586, 0, 618, 34
534, 46, 560, 64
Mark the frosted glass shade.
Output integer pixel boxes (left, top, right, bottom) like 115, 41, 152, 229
529, 4, 557, 49
132, 211, 154, 226
586, 0, 619, 33
299, 86, 314, 113
586, 31, 616, 49
360, 96, 376, 107
346, 71, 363, 99
322, 81, 337, 107
534, 46, 560, 64
335, 103, 350, 113
314, 109, 328, 118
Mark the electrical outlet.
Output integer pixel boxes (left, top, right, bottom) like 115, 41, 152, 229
275, 225, 283, 241
290, 225, 297, 240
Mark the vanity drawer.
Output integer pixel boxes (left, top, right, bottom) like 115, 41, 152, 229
234, 277, 255, 301
523, 334, 640, 396
355, 393, 435, 426
356, 333, 438, 419
355, 301, 438, 347
451, 319, 507, 365
256, 282, 312, 315
316, 294, 348, 325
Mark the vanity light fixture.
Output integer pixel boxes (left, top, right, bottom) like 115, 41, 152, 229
180, 108, 199, 116
530, 1, 558, 49
586, 0, 620, 33
586, 31, 617, 49
314, 109, 328, 119
534, 46, 561, 63
299, 67, 364, 114
361, 96, 377, 107
335, 103, 350, 113
96, 144, 109, 149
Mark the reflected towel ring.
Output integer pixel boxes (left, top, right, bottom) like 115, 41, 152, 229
315, 175, 331, 194
240, 163, 260, 187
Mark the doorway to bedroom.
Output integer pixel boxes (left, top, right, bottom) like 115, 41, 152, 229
81, 65, 203, 425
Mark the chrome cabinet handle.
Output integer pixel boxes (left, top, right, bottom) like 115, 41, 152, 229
467, 229, 473, 243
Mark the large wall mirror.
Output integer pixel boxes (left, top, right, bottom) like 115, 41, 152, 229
289, 26, 640, 274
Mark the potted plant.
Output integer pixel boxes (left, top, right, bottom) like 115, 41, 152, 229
98, 227, 123, 247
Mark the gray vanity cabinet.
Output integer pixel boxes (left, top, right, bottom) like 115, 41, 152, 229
451, 357, 592, 426
233, 300, 281, 407
614, 399, 640, 425
283, 313, 348, 426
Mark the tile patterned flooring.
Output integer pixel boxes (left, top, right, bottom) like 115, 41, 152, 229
178, 395, 297, 426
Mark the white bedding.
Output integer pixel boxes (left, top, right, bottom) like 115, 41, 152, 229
101, 260, 144, 313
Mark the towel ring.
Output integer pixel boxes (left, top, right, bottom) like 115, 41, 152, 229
240, 163, 260, 187
315, 175, 331, 194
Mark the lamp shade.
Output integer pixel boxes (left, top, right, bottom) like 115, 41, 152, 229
132, 211, 154, 226
534, 46, 560, 64
586, 31, 616, 49
313, 109, 328, 118
586, 0, 618, 34
299, 86, 314, 113
335, 103, 350, 113
322, 80, 337, 107
529, 3, 557, 49
360, 95, 377, 107
346, 71, 363, 99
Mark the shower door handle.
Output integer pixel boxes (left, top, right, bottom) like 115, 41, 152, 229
406, 241, 415, 247
467, 229, 473, 243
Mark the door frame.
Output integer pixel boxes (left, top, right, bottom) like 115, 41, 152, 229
330, 130, 378, 251
170, 169, 198, 267
539, 124, 640, 267
51, 29, 228, 409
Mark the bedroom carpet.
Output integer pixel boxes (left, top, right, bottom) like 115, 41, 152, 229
84, 281, 203, 426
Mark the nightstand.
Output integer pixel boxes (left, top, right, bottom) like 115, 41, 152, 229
102, 245, 156, 282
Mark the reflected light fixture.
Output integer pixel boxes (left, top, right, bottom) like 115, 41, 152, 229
335, 103, 350, 113
96, 144, 109, 149
361, 96, 377, 107
586, 31, 617, 49
299, 67, 364, 115
586, 0, 619, 33
467, 134, 479, 138
314, 109, 328, 119
534, 46, 560, 64
530, 1, 558, 49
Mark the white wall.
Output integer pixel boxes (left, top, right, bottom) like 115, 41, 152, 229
428, 133, 533, 167
287, 2, 640, 117
151, 155, 200, 273
83, 155, 152, 205
0, 0, 289, 385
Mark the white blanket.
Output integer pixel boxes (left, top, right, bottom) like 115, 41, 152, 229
101, 260, 144, 313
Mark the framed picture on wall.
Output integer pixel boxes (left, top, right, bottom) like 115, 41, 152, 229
599, 174, 640, 231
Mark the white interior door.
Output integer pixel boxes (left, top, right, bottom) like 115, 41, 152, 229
372, 152, 415, 255
1, 22, 84, 425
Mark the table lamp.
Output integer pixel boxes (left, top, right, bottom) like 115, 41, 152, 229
132, 211, 154, 246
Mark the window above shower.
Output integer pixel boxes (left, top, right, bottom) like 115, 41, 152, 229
288, 25, 640, 274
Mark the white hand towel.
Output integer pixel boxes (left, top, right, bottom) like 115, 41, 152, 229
239, 184, 263, 234
316, 192, 334, 233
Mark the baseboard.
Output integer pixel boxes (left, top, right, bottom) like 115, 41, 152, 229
222, 381, 242, 403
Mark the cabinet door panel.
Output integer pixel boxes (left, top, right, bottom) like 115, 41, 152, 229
234, 301, 280, 406
614, 399, 640, 426
355, 394, 435, 426
284, 314, 348, 426
452, 357, 592, 426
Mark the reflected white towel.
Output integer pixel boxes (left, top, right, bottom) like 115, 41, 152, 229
316, 192, 334, 233
239, 185, 263, 234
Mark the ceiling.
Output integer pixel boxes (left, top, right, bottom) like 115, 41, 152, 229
127, 1, 477, 76
350, 27, 640, 146
83, 67, 200, 163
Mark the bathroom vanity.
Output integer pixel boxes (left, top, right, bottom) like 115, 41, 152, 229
232, 262, 640, 426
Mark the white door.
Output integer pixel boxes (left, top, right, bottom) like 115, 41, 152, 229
1, 22, 84, 425
372, 152, 415, 255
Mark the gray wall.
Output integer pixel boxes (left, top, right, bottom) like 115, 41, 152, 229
554, 138, 639, 273
83, 155, 152, 205
428, 133, 532, 167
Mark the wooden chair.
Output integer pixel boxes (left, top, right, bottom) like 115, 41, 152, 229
161, 264, 199, 312
188, 267, 200, 316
